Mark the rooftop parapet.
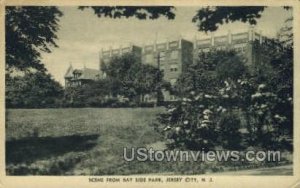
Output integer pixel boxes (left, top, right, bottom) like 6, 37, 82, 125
100, 44, 137, 58
193, 29, 266, 49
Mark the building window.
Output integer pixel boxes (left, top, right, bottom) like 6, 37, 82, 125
122, 48, 130, 53
233, 43, 247, 53
74, 73, 81, 79
170, 64, 178, 72
159, 51, 166, 61
241, 46, 247, 52
234, 46, 246, 53
170, 68, 178, 72
170, 50, 179, 60
216, 46, 226, 51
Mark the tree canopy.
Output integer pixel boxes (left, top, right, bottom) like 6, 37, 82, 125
192, 6, 292, 32
78, 6, 175, 20
6, 72, 64, 108
192, 7, 265, 32
5, 6, 63, 72
102, 53, 165, 101
174, 50, 247, 97
156, 44, 293, 151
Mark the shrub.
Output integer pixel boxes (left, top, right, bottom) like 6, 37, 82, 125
155, 93, 222, 151
217, 112, 243, 150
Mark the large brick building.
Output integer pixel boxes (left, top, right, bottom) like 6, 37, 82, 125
65, 28, 272, 101
141, 38, 194, 101
141, 38, 193, 86
100, 45, 142, 72
193, 27, 268, 67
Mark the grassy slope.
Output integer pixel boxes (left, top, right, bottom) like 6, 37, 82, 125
6, 108, 292, 175
6, 108, 167, 175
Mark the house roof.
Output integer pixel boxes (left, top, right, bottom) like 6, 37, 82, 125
65, 63, 101, 80
78, 68, 100, 80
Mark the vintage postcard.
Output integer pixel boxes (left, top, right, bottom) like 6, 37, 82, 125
0, 0, 299, 187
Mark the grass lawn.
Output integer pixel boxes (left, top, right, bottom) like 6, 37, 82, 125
5, 108, 293, 175
6, 108, 166, 175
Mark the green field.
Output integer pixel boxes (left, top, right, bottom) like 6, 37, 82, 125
6, 108, 167, 175
6, 108, 292, 175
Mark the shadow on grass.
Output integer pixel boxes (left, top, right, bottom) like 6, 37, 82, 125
6, 134, 99, 165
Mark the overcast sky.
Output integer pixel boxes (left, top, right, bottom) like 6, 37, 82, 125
41, 6, 292, 85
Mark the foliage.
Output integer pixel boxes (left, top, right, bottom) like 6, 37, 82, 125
218, 112, 243, 150
192, 6, 265, 32
6, 72, 64, 108
155, 43, 293, 151
247, 44, 293, 148
192, 6, 292, 32
102, 53, 166, 102
157, 51, 248, 150
157, 95, 219, 151
215, 54, 247, 81
78, 6, 175, 20
5, 6, 63, 72
174, 50, 246, 97
64, 53, 167, 107
277, 16, 293, 47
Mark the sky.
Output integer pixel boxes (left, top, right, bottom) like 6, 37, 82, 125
41, 6, 292, 85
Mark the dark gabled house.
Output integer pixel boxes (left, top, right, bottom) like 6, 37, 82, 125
64, 64, 101, 88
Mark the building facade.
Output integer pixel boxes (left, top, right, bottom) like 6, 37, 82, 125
65, 28, 272, 101
142, 38, 193, 85
100, 45, 142, 75
193, 28, 268, 68
141, 38, 193, 101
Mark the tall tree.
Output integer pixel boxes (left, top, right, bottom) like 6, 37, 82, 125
174, 50, 247, 97
102, 53, 165, 101
5, 6, 63, 72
